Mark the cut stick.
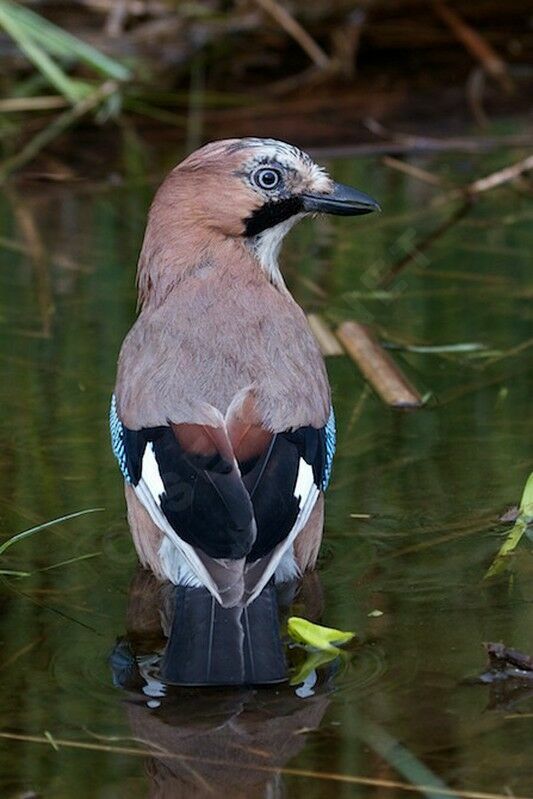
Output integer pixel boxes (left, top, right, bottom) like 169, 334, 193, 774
336, 321, 423, 408
307, 314, 344, 356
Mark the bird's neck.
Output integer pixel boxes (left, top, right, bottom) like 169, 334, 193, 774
245, 216, 302, 291
137, 223, 294, 310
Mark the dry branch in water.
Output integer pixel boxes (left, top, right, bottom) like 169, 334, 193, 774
336, 321, 423, 408
485, 642, 533, 674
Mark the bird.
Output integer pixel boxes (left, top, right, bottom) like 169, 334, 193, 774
110, 137, 379, 686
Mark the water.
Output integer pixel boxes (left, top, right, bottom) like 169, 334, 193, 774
0, 141, 532, 798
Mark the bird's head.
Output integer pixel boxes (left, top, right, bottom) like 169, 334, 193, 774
140, 137, 379, 300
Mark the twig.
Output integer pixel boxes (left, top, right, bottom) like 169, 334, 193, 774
6, 186, 53, 336
307, 314, 344, 356
74, 0, 167, 14
309, 133, 533, 159
0, 80, 118, 180
0, 731, 530, 799
104, 0, 128, 37
0, 636, 44, 671
252, 0, 331, 70
331, 9, 367, 79
0, 235, 84, 271
462, 154, 533, 196
466, 67, 489, 128
0, 96, 68, 112
480, 336, 533, 369
379, 203, 471, 288
432, 0, 514, 93
396, 155, 533, 253
382, 156, 446, 188
336, 322, 423, 409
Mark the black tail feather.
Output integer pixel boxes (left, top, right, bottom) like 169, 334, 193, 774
160, 582, 287, 686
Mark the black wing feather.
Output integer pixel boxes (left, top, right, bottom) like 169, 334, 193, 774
241, 426, 326, 561
123, 425, 255, 560
121, 422, 327, 563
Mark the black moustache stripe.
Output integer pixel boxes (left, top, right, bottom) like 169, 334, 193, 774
244, 197, 303, 237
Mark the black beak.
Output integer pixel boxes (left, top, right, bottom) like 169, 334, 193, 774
301, 182, 380, 216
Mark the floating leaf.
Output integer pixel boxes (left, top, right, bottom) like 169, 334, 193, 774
287, 616, 355, 652
485, 472, 533, 579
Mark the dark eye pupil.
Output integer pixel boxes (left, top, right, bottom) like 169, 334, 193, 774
257, 169, 279, 189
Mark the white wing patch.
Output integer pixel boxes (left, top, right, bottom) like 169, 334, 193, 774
294, 458, 314, 503
141, 443, 165, 501
133, 447, 229, 601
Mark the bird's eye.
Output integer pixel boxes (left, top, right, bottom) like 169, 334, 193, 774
253, 167, 282, 190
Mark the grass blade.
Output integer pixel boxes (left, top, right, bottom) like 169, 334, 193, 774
33, 551, 102, 574
0, 79, 118, 180
0, 0, 131, 81
0, 508, 104, 557
0, 5, 82, 102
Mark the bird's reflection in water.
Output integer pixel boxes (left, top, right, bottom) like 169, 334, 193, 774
110, 569, 333, 798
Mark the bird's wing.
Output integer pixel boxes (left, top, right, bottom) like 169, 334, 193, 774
110, 396, 255, 606
110, 394, 335, 607
225, 393, 335, 605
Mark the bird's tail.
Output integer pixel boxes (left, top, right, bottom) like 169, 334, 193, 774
160, 580, 287, 686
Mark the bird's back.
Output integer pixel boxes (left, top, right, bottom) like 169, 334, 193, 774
115, 249, 330, 433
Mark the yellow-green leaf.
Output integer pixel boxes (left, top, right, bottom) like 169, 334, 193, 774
287, 616, 355, 652
484, 471, 533, 579
520, 471, 533, 520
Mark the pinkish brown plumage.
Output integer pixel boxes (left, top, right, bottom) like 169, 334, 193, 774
110, 137, 378, 684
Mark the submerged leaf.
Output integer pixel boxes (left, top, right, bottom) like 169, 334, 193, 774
290, 648, 347, 686
287, 616, 355, 652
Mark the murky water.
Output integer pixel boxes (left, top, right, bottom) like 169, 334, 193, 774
0, 141, 532, 798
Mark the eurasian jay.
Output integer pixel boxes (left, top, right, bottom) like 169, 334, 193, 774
110, 138, 378, 686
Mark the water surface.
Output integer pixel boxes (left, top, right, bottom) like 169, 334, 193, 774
0, 140, 532, 798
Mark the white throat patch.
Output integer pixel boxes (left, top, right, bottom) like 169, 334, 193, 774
249, 212, 305, 289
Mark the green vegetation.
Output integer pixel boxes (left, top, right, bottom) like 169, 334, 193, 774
485, 471, 533, 578
0, 508, 103, 576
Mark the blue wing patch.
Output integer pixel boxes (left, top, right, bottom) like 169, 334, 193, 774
322, 406, 336, 490
109, 394, 132, 483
